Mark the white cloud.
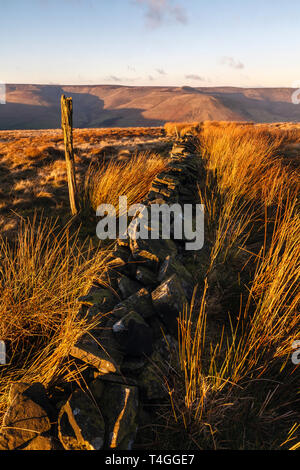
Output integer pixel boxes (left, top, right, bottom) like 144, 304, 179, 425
135, 0, 188, 28
107, 75, 123, 82
220, 57, 245, 70
185, 74, 205, 81
104, 75, 141, 83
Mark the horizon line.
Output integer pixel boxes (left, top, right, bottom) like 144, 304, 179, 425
4, 83, 297, 90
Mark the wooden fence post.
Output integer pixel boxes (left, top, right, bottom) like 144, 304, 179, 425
61, 94, 78, 216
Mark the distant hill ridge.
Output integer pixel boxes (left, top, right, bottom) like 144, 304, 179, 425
0, 84, 299, 130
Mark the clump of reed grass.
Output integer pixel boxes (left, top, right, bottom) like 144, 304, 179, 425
0, 214, 110, 425
161, 122, 299, 450
82, 151, 167, 214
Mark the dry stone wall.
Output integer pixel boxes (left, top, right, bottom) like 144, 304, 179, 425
0, 135, 205, 451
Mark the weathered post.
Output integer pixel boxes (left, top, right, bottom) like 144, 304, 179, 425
61, 94, 78, 216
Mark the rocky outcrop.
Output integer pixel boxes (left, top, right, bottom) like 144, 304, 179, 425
0, 135, 204, 450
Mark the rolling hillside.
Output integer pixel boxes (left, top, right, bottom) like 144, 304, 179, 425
0, 84, 299, 129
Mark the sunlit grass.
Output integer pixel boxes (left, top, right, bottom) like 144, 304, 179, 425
0, 123, 298, 449
83, 151, 168, 214
0, 215, 110, 425
163, 122, 300, 450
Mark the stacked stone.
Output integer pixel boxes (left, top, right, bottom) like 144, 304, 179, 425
0, 135, 203, 451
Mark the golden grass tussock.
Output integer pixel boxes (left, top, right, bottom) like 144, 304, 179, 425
164, 122, 299, 450
200, 123, 299, 204
173, 200, 299, 449
164, 120, 256, 137
0, 215, 111, 425
164, 121, 201, 137
0, 146, 169, 427
0, 127, 169, 239
83, 151, 168, 214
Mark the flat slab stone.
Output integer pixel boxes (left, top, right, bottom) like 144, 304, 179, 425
90, 379, 139, 449
0, 383, 51, 450
113, 288, 154, 320
135, 266, 157, 287
78, 286, 119, 313
117, 275, 142, 299
23, 435, 58, 450
113, 311, 153, 357
70, 329, 123, 374
58, 389, 105, 450
130, 238, 177, 267
158, 255, 194, 300
151, 274, 188, 336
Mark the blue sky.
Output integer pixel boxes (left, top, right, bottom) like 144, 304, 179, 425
1, 0, 299, 87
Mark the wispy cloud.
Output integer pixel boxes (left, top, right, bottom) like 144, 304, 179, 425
104, 75, 141, 83
156, 68, 167, 75
220, 57, 245, 70
185, 74, 205, 81
135, 0, 188, 28
107, 75, 123, 82
170, 4, 187, 24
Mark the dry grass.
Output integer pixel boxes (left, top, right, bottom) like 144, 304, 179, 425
72, 127, 164, 144
83, 151, 168, 214
0, 123, 299, 449
162, 122, 300, 450
200, 124, 299, 204
164, 122, 202, 137
165, 119, 300, 141
0, 137, 168, 429
0, 128, 169, 239
0, 214, 111, 425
